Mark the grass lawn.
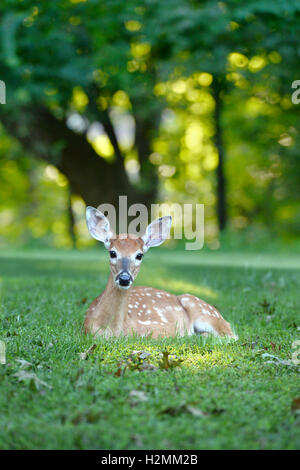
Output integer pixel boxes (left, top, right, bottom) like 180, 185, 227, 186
0, 247, 299, 450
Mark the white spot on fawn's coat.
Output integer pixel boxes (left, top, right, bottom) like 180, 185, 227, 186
138, 320, 152, 326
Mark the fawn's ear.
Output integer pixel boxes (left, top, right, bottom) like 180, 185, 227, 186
86, 206, 112, 247
142, 216, 172, 250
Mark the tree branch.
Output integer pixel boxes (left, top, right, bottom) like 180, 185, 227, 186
1, 106, 135, 207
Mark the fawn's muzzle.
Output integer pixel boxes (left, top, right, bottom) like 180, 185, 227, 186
116, 271, 132, 287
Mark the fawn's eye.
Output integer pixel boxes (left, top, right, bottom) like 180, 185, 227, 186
136, 253, 143, 261
109, 250, 117, 259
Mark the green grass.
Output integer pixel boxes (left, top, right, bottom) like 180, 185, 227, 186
0, 247, 299, 450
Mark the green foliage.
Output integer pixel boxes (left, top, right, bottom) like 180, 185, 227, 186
1, 1, 300, 244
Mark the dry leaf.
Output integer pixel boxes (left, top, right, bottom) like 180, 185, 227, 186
79, 343, 97, 360
129, 350, 151, 360
186, 405, 207, 417
261, 353, 295, 367
126, 350, 156, 372
291, 397, 300, 414
159, 351, 183, 370
16, 359, 32, 369
13, 370, 52, 390
129, 390, 148, 402
114, 364, 124, 377
210, 407, 225, 415
161, 403, 208, 417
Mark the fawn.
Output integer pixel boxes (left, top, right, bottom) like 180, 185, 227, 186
84, 206, 237, 339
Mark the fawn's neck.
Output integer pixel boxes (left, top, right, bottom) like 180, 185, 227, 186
98, 273, 130, 334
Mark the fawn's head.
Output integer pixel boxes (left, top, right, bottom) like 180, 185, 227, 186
86, 206, 172, 290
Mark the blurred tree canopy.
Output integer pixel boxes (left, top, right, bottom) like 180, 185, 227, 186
1, 0, 300, 246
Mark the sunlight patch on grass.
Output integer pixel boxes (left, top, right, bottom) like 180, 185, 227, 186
154, 278, 218, 298
90, 334, 242, 375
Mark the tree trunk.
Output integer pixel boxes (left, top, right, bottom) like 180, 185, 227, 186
213, 82, 227, 231
67, 187, 76, 248
134, 116, 159, 203
0, 106, 149, 208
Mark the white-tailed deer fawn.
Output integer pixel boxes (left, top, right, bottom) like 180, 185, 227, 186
84, 206, 237, 339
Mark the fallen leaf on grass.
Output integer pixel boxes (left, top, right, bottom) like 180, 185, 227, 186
71, 367, 85, 384
161, 403, 208, 417
270, 341, 281, 352
257, 299, 276, 315
261, 353, 295, 367
129, 350, 151, 360
16, 359, 32, 369
159, 351, 183, 370
6, 330, 18, 337
186, 406, 207, 417
291, 397, 300, 414
114, 350, 182, 377
114, 364, 124, 377
126, 351, 157, 372
79, 343, 97, 360
77, 297, 87, 306
129, 390, 148, 404
13, 370, 52, 391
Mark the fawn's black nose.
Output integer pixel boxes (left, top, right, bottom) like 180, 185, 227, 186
117, 271, 132, 287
